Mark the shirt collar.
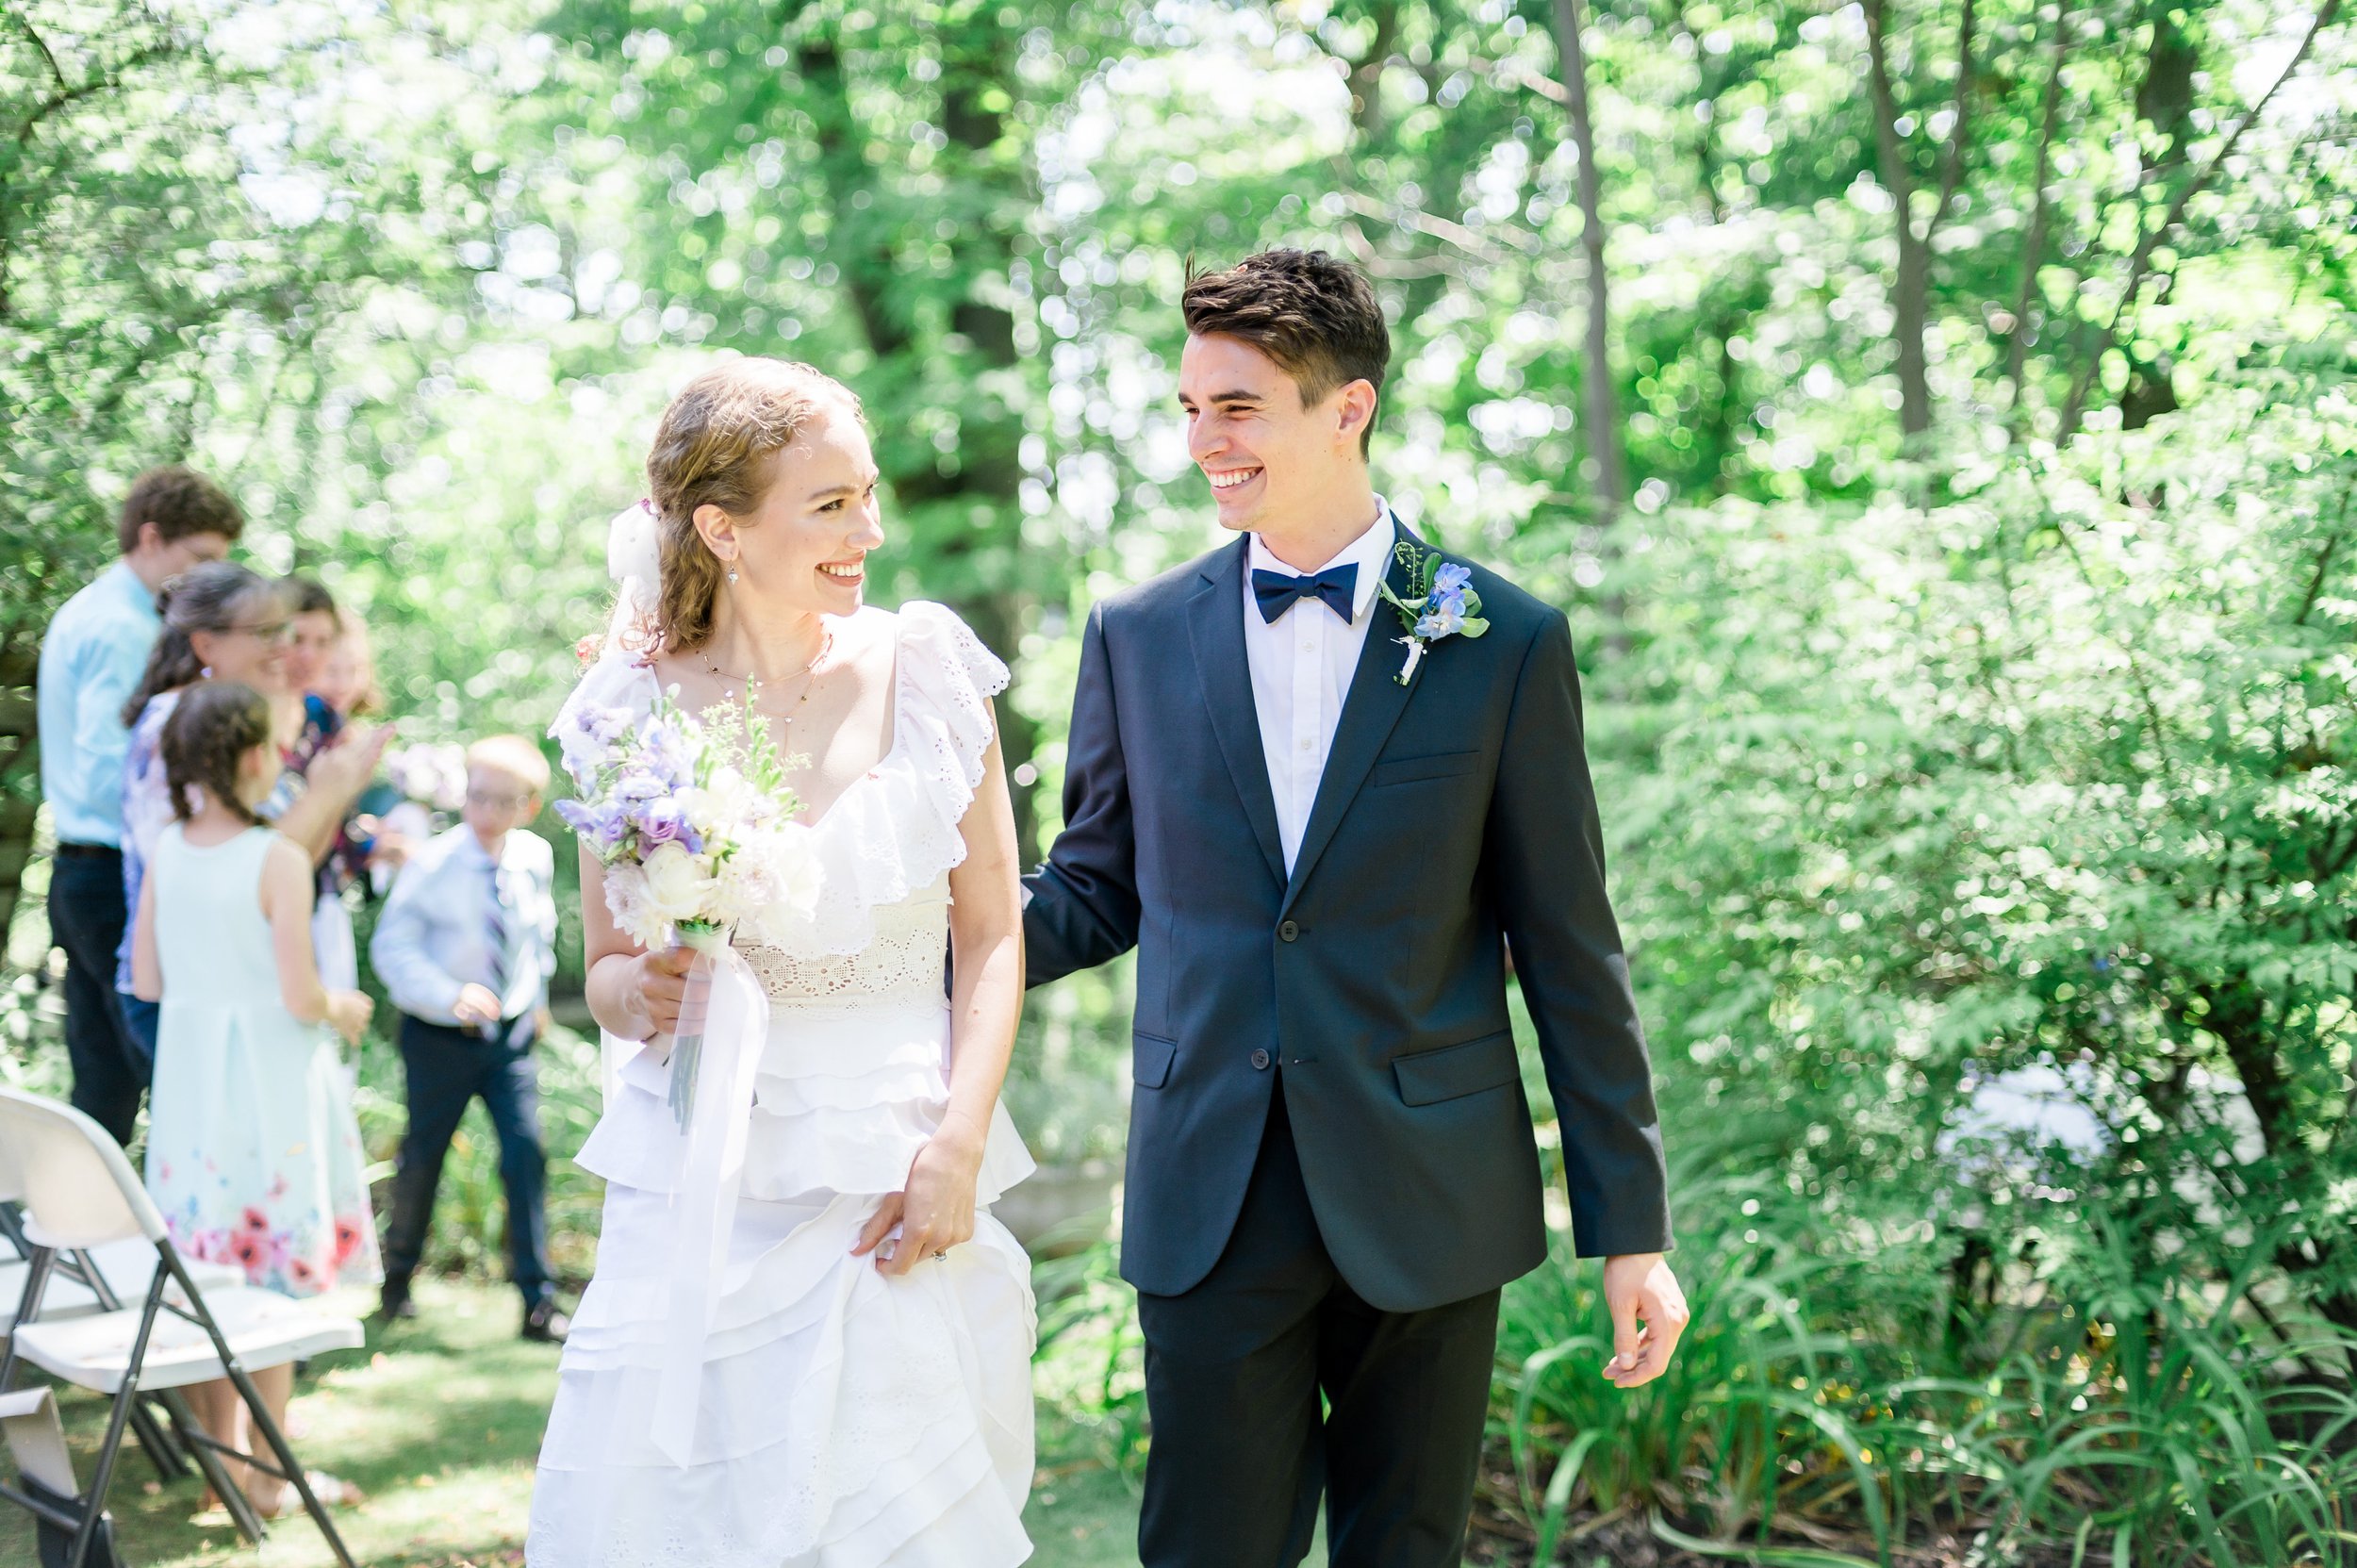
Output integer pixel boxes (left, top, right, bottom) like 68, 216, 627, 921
455, 829, 503, 870
107, 561, 161, 624
1245, 497, 1396, 623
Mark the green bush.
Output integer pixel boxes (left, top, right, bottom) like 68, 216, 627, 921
1486, 371, 2357, 1561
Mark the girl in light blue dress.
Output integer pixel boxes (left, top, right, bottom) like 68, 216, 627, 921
128, 680, 378, 1516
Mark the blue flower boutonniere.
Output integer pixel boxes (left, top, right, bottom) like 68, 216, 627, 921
1376, 541, 1489, 685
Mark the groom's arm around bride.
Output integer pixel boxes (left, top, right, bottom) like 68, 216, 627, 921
1023, 246, 1685, 1567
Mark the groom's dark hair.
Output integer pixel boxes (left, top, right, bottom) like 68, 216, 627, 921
1182, 249, 1389, 457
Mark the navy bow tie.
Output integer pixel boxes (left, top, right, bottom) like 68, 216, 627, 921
1251, 563, 1359, 625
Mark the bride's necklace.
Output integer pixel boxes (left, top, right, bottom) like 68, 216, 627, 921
699, 629, 832, 729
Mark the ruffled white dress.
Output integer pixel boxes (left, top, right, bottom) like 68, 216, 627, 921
528, 603, 1038, 1568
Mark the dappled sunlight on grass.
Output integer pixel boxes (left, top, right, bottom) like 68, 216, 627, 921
0, 1277, 1147, 1568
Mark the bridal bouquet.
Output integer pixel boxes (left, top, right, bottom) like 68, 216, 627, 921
553, 689, 820, 1126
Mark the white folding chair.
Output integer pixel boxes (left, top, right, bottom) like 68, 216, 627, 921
0, 1230, 247, 1333
0, 1175, 243, 1501
0, 1088, 364, 1568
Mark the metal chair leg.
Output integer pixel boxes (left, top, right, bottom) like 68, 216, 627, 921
126, 1395, 190, 1481
63, 1266, 167, 1568
158, 1245, 357, 1568
152, 1387, 267, 1543
0, 1247, 57, 1394
54, 1246, 190, 1484
224, 1362, 358, 1568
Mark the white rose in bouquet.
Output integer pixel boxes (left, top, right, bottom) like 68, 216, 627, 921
604, 866, 661, 950
694, 764, 763, 829
719, 821, 824, 940
641, 841, 718, 928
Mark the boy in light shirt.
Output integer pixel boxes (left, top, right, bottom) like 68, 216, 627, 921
368, 735, 566, 1341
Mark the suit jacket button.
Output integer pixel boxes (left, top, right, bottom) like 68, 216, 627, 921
1278, 919, 1299, 942
1250, 1048, 1272, 1070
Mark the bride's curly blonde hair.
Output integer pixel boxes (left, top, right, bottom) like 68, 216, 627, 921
643, 357, 865, 654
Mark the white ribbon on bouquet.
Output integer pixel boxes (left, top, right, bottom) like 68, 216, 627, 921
594, 499, 780, 1465
650, 933, 771, 1467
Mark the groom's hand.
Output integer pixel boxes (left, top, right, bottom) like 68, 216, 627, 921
1600, 1253, 1689, 1389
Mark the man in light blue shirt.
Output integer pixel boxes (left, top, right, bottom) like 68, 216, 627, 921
369, 734, 566, 1340
38, 467, 241, 1145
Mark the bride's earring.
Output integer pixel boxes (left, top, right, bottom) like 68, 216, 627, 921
726, 565, 739, 585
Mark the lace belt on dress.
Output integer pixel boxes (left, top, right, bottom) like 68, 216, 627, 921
735, 892, 951, 1010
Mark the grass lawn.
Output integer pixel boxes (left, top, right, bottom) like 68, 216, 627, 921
0, 1278, 1146, 1568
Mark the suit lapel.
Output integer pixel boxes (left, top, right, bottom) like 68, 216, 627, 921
1281, 524, 1420, 915
1185, 538, 1287, 889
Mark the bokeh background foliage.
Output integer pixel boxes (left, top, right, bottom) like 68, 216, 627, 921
6, 0, 2357, 1560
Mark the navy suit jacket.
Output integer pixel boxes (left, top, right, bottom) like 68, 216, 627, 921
1023, 524, 1671, 1311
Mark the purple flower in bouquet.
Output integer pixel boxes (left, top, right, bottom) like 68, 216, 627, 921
633, 797, 704, 855
613, 766, 672, 804
555, 797, 630, 851
557, 703, 635, 786
636, 714, 697, 780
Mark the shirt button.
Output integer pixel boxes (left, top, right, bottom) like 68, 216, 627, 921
1297, 739, 1312, 751
1250, 1048, 1273, 1070
1299, 641, 1313, 652
1278, 920, 1299, 942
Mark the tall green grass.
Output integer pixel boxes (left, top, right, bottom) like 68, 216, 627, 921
1492, 1155, 2357, 1566
1031, 1228, 1151, 1480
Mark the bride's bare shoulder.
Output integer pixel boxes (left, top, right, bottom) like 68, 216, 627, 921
832, 605, 903, 676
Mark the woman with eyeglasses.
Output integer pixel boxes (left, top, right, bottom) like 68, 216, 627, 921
114, 562, 390, 1065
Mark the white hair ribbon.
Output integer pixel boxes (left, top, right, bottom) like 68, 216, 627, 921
601, 499, 662, 655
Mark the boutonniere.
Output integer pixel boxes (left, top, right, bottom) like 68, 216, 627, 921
1376, 541, 1489, 685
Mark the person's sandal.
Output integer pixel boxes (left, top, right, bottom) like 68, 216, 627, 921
257, 1471, 366, 1519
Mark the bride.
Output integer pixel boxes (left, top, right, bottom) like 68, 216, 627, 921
528, 358, 1037, 1566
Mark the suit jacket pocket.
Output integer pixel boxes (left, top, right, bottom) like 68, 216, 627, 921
1133, 1032, 1178, 1089
1369, 750, 1481, 788
1393, 1030, 1519, 1106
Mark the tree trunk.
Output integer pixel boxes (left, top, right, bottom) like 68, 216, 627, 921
2055, 0, 2342, 442
2197, 978, 2357, 1378
799, 15, 1043, 864
2134, 4, 2198, 176
2111, 8, 2194, 432
1346, 0, 1401, 143
1861, 0, 1932, 437
2005, 0, 2072, 421
1551, 0, 1626, 514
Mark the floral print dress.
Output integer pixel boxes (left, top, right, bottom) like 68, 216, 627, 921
143, 823, 379, 1296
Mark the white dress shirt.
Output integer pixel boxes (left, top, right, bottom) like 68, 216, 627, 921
1244, 500, 1397, 872
370, 822, 557, 1028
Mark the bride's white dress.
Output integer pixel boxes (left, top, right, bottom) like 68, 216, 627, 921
528, 602, 1038, 1568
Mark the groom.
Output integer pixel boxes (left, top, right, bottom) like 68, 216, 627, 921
1023, 248, 1685, 1566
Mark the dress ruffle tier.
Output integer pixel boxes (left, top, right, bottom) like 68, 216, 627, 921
529, 604, 1037, 1568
